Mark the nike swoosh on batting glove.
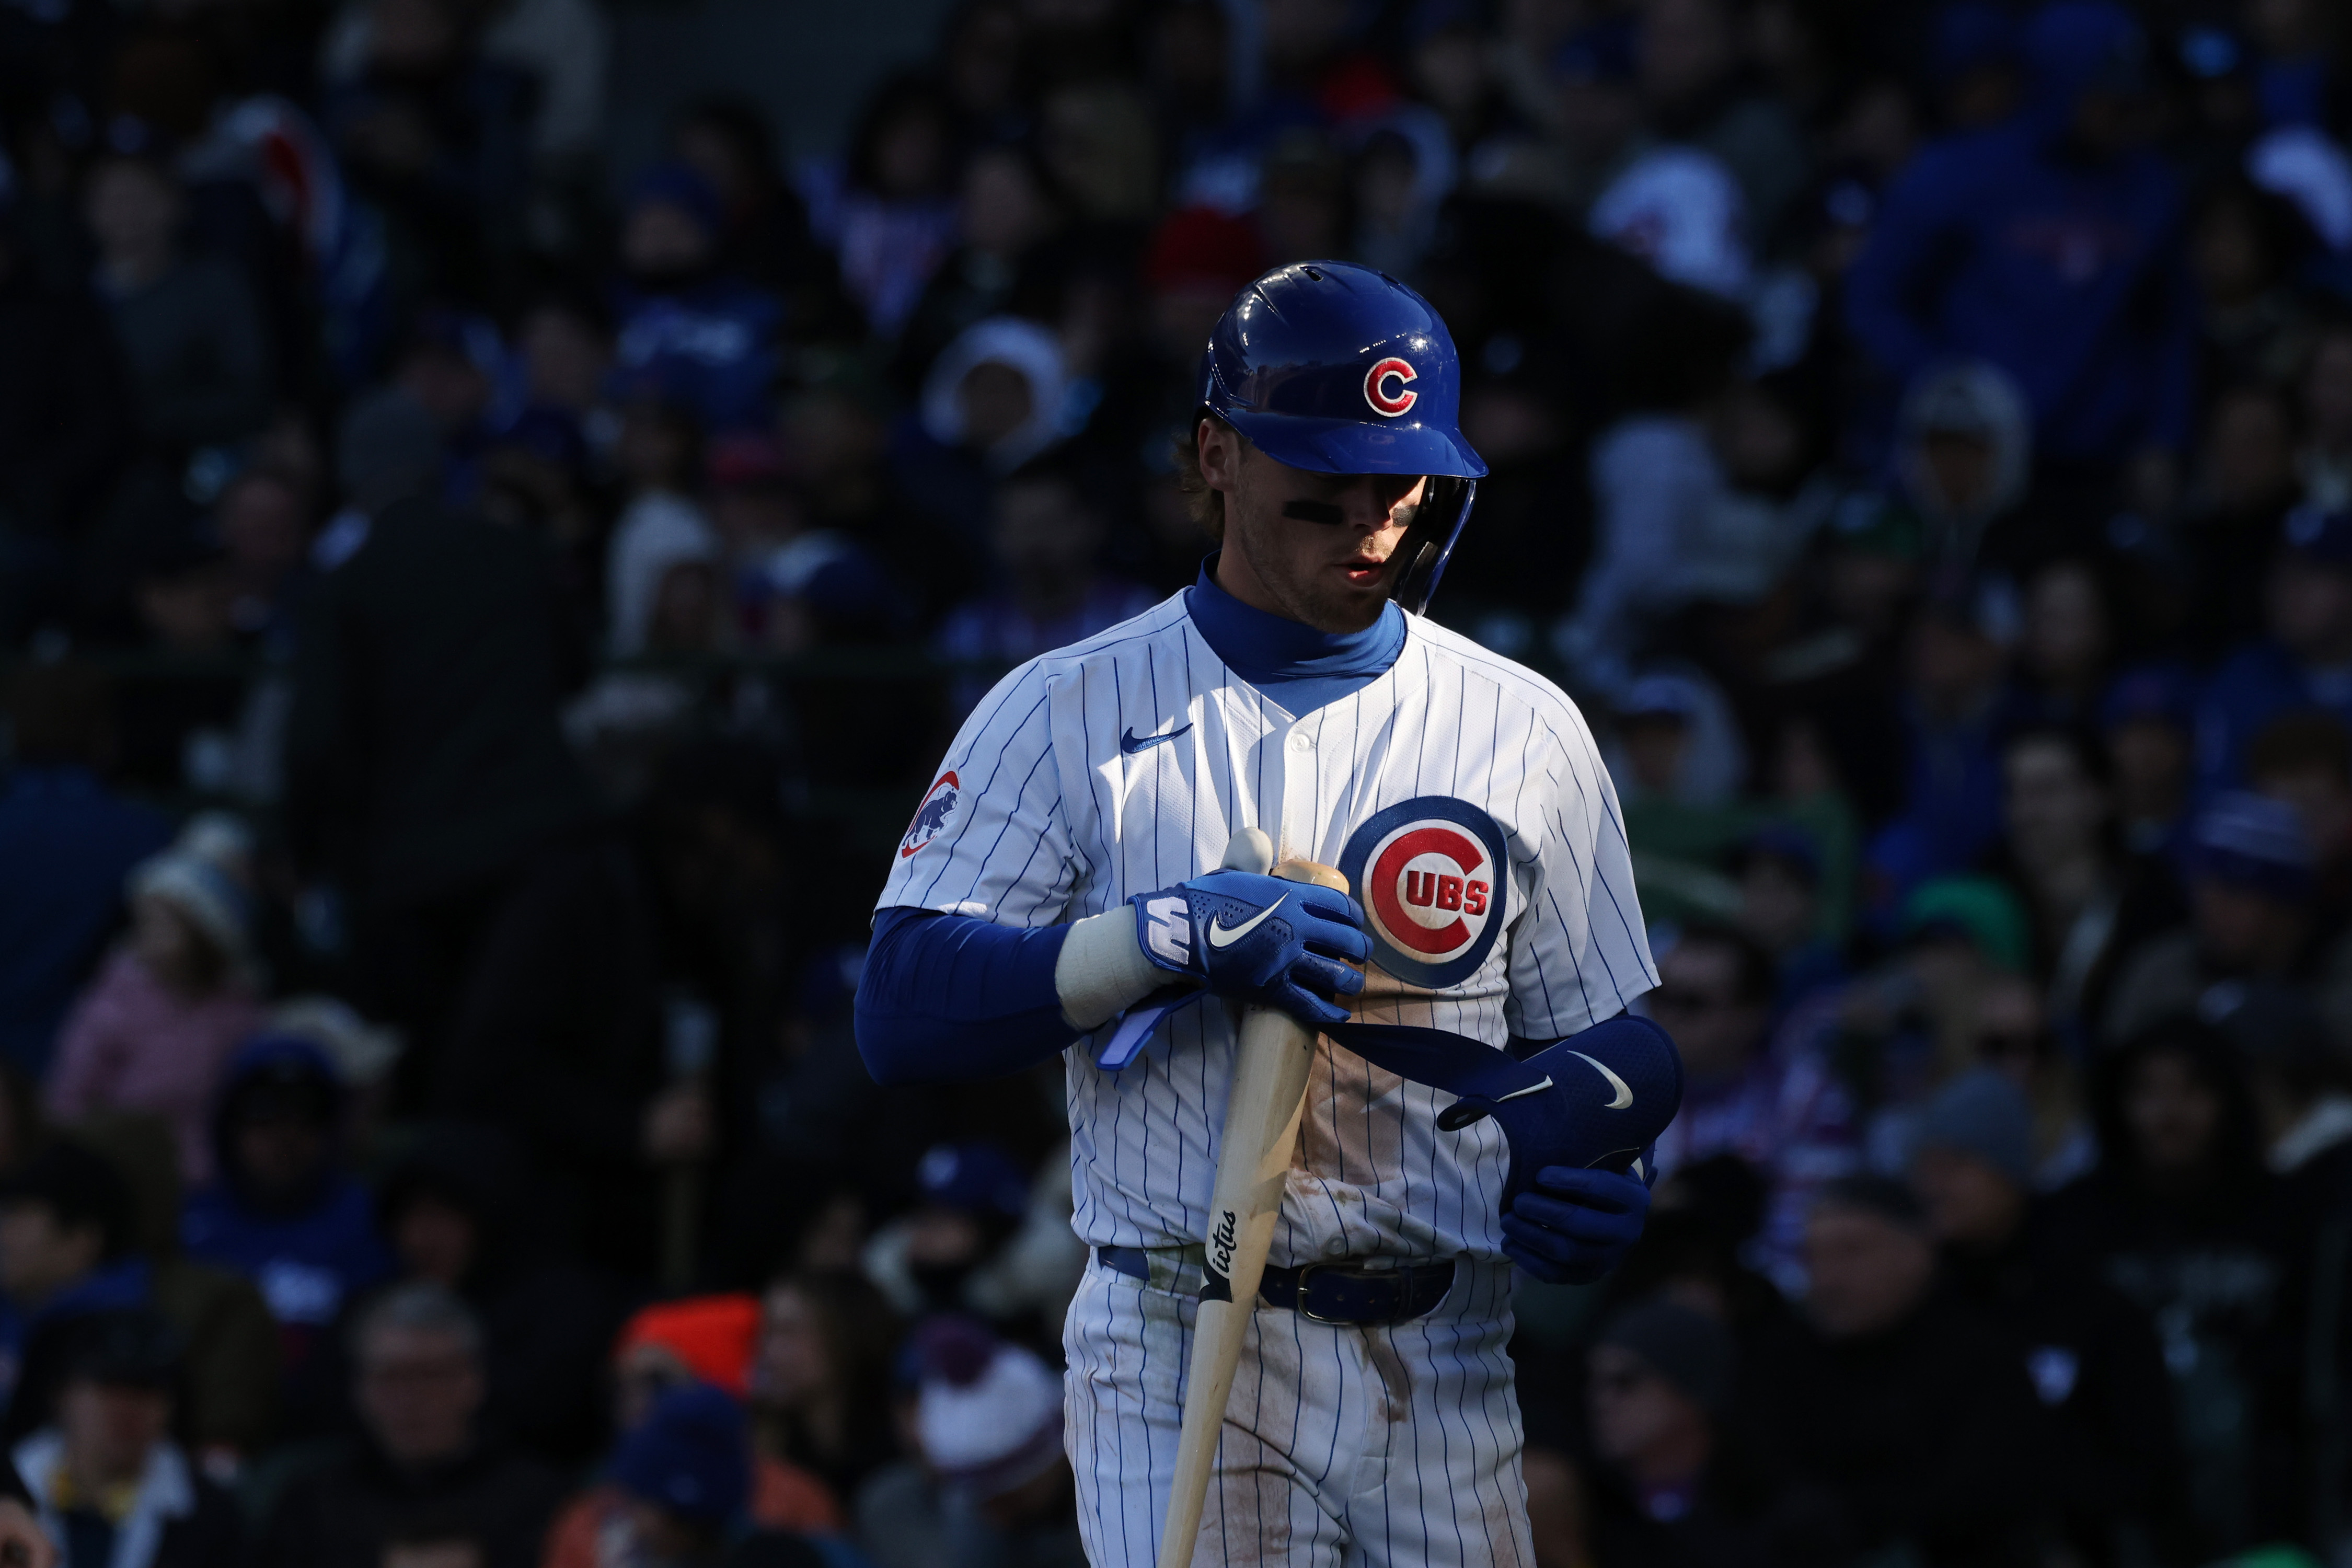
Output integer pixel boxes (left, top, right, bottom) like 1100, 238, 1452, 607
1129, 868, 1368, 1027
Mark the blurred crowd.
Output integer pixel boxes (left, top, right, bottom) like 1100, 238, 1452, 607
9, 0, 2352, 1561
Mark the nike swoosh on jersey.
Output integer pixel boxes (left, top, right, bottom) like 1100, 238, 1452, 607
1568, 1051, 1634, 1110
1207, 896, 1285, 948
1495, 1077, 1553, 1102
1120, 722, 1194, 754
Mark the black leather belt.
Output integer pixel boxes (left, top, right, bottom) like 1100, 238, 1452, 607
1096, 1246, 1456, 1325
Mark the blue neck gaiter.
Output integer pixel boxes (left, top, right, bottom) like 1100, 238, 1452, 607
1184, 556, 1408, 717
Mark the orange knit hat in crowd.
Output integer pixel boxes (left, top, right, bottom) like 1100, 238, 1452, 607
614, 1293, 762, 1397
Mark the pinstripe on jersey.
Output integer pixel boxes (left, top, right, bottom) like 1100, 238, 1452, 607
875, 589, 1658, 1269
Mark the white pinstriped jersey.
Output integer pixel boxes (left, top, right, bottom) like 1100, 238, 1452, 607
875, 590, 1657, 1268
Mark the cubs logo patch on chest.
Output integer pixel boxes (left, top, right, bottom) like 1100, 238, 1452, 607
1338, 795, 1509, 988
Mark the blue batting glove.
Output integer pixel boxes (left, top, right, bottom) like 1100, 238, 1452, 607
1129, 868, 1368, 1028
1499, 1165, 1652, 1284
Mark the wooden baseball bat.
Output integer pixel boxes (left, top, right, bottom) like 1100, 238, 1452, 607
1157, 829, 1352, 1568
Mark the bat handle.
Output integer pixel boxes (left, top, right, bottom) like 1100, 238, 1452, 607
1158, 834, 1352, 1568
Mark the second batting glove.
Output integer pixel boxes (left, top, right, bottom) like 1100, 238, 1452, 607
1131, 869, 1368, 1027
1500, 1165, 1653, 1284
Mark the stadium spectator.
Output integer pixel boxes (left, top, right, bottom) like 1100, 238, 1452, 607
373, 1126, 627, 1465
1868, 603, 2011, 914
256, 1283, 564, 1568
1984, 725, 2182, 1042
666, 99, 853, 341
2105, 790, 2352, 1045
1562, 1296, 1800, 1567
935, 463, 1155, 716
804, 74, 961, 340
318, 0, 536, 313
212, 467, 316, 648
595, 1382, 848, 1568
610, 163, 783, 435
506, 292, 614, 463
11, 1309, 243, 1568
1890, 360, 2034, 578
0, 1142, 155, 1442
2245, 710, 2352, 915
2198, 506, 2352, 790
177, 1035, 394, 1379
45, 848, 261, 1187
286, 390, 691, 1267
1645, 924, 1858, 1287
859, 1141, 1050, 1331
1728, 825, 1844, 1014
748, 1274, 900, 1505
1745, 1175, 2053, 1565
1636, 0, 1811, 247
0, 668, 172, 1077
81, 153, 273, 458
605, 399, 721, 658
541, 1294, 842, 1566
854, 1318, 1079, 1568
1846, 2, 2197, 474
2099, 665, 2198, 864
893, 143, 1069, 396
2181, 383, 2307, 656
63, 1113, 282, 1465
1909, 1069, 2193, 1563
2004, 560, 2114, 728
2039, 1019, 2301, 1551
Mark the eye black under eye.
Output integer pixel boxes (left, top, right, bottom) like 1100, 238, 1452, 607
1282, 500, 1346, 525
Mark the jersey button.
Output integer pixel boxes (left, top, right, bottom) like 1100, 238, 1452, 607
1288, 734, 1313, 754
1322, 1237, 1347, 1257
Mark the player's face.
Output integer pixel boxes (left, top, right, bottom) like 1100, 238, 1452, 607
1202, 421, 1427, 633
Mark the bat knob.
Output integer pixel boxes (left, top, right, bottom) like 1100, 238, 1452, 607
1221, 827, 1275, 877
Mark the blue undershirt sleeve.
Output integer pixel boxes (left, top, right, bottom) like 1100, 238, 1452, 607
855, 906, 1081, 1086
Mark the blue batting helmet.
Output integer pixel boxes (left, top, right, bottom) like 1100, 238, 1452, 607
1196, 261, 1486, 614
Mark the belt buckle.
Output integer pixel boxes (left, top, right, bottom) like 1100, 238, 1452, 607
1291, 1263, 1350, 1324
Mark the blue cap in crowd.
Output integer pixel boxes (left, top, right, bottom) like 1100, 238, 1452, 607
1619, 672, 1705, 724
917, 1142, 1030, 1220
2192, 790, 2316, 903
610, 1382, 751, 1529
2282, 503, 2352, 570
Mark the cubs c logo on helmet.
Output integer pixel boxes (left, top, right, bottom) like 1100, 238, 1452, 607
1363, 357, 1419, 417
900, 771, 961, 858
1339, 796, 1509, 988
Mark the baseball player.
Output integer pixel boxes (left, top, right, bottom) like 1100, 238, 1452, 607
857, 262, 1673, 1566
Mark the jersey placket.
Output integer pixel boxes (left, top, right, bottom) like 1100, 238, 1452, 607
1277, 722, 1320, 864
